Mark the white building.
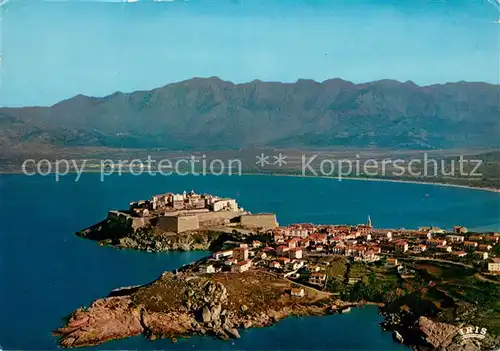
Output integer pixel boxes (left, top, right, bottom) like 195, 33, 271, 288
213, 250, 233, 260
199, 264, 215, 274
291, 288, 305, 297
488, 258, 500, 273
231, 259, 252, 273
289, 248, 303, 259
446, 235, 465, 243
212, 199, 238, 212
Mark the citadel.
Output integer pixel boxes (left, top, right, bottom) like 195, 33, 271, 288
107, 190, 278, 233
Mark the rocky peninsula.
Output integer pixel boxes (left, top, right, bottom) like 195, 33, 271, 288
54, 266, 498, 350
65, 190, 500, 350
77, 190, 278, 252
54, 270, 337, 347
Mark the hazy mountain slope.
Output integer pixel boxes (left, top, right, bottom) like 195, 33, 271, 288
0, 77, 498, 151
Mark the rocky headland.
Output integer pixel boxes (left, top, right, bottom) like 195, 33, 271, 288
77, 218, 230, 252
54, 268, 499, 350
68, 191, 499, 350
53, 270, 336, 348
381, 310, 498, 351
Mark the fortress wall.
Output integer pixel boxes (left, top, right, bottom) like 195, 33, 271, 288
131, 217, 153, 230
156, 215, 199, 233
196, 211, 246, 223
177, 216, 200, 233
240, 213, 278, 229
163, 209, 210, 217
156, 216, 178, 232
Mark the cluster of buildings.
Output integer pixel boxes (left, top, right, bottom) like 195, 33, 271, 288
128, 190, 240, 217
405, 228, 499, 263
200, 217, 380, 286
202, 238, 313, 278
271, 220, 499, 267
108, 190, 278, 233
271, 217, 384, 264
202, 241, 262, 274
197, 216, 500, 284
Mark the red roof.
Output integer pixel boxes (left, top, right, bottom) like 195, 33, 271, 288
310, 234, 327, 241
236, 259, 252, 266
310, 272, 326, 277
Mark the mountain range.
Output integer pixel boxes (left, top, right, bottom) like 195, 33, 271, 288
0, 77, 498, 152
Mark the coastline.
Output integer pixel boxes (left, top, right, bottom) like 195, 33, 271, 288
53, 261, 498, 350
241, 172, 500, 194
54, 187, 500, 350
52, 269, 408, 349
1, 168, 499, 193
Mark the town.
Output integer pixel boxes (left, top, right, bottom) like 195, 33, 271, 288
86, 190, 500, 295
70, 190, 500, 349
198, 215, 500, 294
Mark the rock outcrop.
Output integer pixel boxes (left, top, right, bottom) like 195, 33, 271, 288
381, 310, 499, 351
415, 316, 487, 351
53, 297, 144, 348
77, 219, 224, 252
54, 271, 332, 348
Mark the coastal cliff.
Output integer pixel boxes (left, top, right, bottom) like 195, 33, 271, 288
75, 190, 278, 252
381, 310, 498, 351
77, 218, 228, 252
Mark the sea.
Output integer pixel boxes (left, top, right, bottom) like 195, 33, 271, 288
1, 173, 499, 350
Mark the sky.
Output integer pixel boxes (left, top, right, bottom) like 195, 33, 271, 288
0, 0, 498, 107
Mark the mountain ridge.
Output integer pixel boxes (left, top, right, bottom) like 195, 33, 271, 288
1, 77, 498, 151
49, 77, 498, 104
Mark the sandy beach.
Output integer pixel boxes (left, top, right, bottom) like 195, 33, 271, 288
1, 167, 499, 194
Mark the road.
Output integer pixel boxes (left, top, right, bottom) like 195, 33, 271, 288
259, 269, 334, 298
475, 273, 500, 285
402, 256, 500, 285
400, 256, 474, 269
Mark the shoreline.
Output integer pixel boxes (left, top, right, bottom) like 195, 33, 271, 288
56, 188, 500, 349
1, 168, 499, 194
241, 172, 500, 193
52, 269, 406, 349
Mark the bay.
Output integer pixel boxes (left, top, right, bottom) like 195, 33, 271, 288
1, 173, 499, 350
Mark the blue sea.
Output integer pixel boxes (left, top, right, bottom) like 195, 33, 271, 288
1, 173, 499, 350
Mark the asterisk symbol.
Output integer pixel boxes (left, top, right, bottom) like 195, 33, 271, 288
256, 153, 270, 167
273, 153, 288, 167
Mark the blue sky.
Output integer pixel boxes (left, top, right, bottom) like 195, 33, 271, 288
1, 0, 498, 107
